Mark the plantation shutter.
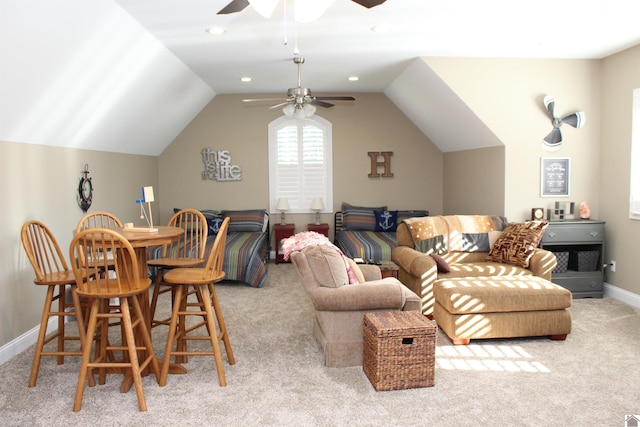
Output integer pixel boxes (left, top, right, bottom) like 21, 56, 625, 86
269, 116, 332, 214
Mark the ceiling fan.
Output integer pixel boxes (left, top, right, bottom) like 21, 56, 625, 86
542, 95, 586, 149
243, 57, 356, 117
217, 0, 387, 15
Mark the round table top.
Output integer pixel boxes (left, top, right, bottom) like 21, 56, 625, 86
115, 225, 183, 247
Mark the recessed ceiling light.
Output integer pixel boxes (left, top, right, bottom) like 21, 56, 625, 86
371, 24, 390, 33
240, 77, 252, 82
348, 76, 359, 82
206, 27, 226, 35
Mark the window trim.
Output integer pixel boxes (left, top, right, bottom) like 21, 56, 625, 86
268, 115, 333, 215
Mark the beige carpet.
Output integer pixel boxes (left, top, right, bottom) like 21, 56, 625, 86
1, 262, 639, 426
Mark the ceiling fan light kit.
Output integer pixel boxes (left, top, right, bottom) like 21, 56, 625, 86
243, 57, 356, 117
542, 95, 586, 150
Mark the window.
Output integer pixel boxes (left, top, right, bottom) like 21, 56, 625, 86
268, 115, 332, 215
631, 89, 640, 220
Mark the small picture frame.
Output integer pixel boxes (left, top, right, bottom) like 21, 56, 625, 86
541, 157, 570, 197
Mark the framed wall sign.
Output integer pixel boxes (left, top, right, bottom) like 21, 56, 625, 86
541, 157, 570, 197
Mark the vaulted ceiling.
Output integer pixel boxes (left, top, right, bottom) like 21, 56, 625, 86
2, 0, 640, 155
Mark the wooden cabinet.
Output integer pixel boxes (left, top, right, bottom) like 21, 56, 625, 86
307, 223, 329, 237
540, 220, 605, 298
274, 223, 295, 264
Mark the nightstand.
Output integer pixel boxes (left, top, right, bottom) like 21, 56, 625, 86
307, 223, 329, 237
274, 223, 295, 264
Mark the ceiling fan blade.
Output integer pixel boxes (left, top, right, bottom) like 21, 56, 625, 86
269, 101, 293, 110
315, 96, 356, 101
543, 95, 556, 119
243, 97, 289, 103
311, 99, 335, 108
351, 0, 387, 8
561, 111, 586, 129
543, 128, 562, 145
217, 0, 250, 14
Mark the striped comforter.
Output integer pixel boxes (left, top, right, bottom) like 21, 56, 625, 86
149, 231, 269, 288
334, 230, 396, 262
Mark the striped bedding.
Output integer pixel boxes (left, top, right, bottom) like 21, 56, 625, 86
149, 231, 269, 288
334, 230, 396, 262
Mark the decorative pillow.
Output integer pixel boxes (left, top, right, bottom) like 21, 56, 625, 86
342, 202, 386, 231
222, 209, 267, 232
346, 258, 365, 284
302, 246, 349, 288
374, 210, 398, 232
430, 253, 450, 273
486, 221, 549, 268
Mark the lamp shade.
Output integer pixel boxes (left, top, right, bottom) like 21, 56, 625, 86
311, 197, 324, 211
276, 198, 290, 211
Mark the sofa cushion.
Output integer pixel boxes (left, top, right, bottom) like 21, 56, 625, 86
434, 276, 572, 314
302, 246, 349, 288
440, 261, 533, 278
374, 210, 398, 232
342, 202, 387, 231
486, 221, 549, 268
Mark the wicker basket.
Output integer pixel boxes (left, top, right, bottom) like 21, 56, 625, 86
363, 311, 437, 391
569, 250, 600, 272
553, 251, 569, 273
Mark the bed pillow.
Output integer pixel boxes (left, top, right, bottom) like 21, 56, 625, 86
222, 209, 267, 232
342, 202, 387, 231
374, 210, 398, 232
486, 221, 549, 268
397, 210, 429, 223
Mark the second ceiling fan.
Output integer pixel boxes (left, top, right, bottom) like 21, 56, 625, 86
218, 0, 387, 15
243, 57, 356, 117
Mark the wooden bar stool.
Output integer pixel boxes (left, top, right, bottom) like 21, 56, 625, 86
159, 217, 235, 387
149, 209, 208, 332
69, 228, 160, 412
20, 220, 87, 387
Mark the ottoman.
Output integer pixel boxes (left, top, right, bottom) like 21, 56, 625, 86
433, 276, 572, 345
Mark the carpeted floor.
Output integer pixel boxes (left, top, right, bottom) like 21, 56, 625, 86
1, 262, 639, 426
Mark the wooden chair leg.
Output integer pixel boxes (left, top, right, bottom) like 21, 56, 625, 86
29, 286, 55, 387
200, 284, 227, 387
208, 284, 235, 365
120, 298, 147, 412
74, 300, 100, 412
160, 285, 184, 387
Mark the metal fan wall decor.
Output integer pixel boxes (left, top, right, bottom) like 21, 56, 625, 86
542, 95, 585, 150
243, 57, 355, 118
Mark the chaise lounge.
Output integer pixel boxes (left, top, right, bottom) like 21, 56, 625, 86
392, 215, 572, 344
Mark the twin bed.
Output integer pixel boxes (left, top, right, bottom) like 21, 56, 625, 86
150, 209, 270, 288
333, 203, 428, 262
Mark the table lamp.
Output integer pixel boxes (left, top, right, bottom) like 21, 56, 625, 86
276, 198, 289, 225
311, 197, 324, 225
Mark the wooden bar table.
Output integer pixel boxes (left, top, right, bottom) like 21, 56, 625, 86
114, 225, 184, 391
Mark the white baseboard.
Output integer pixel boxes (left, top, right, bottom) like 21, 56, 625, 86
603, 282, 640, 310
0, 316, 58, 365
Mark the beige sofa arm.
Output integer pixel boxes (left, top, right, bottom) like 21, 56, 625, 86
528, 248, 558, 280
359, 264, 382, 281
309, 279, 406, 311
393, 246, 437, 278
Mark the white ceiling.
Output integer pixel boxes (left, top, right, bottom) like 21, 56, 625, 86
4, 0, 640, 156
114, 0, 640, 95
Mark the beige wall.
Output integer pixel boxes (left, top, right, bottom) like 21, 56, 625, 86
426, 57, 602, 222
0, 141, 158, 348
443, 146, 505, 215
158, 93, 443, 238
600, 45, 640, 296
